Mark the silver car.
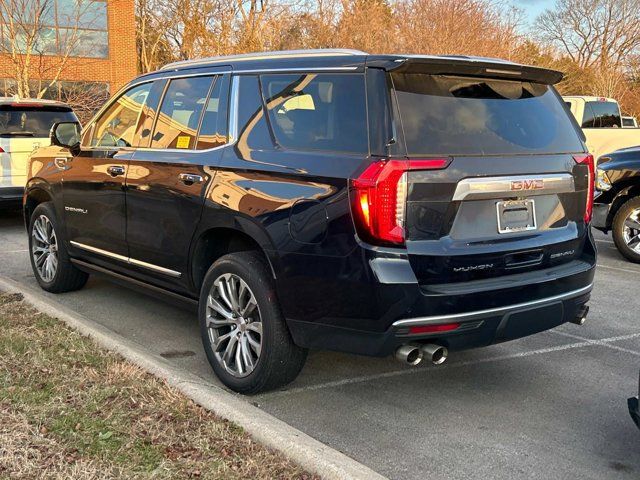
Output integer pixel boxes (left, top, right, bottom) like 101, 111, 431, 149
0, 98, 78, 204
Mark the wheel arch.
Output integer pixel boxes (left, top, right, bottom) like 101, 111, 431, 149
189, 223, 278, 293
607, 182, 640, 228
23, 180, 55, 229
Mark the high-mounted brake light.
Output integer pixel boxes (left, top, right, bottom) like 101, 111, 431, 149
574, 154, 595, 223
350, 158, 450, 245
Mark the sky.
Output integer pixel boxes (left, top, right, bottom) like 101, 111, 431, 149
508, 0, 555, 24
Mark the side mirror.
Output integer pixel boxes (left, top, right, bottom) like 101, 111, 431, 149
50, 122, 81, 151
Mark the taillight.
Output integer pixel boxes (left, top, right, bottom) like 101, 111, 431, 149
0, 147, 4, 153
350, 158, 450, 245
408, 322, 461, 335
574, 154, 594, 223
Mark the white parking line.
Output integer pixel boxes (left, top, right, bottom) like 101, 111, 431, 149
596, 263, 640, 275
551, 330, 640, 356
262, 331, 640, 398
261, 340, 597, 398
595, 239, 614, 244
0, 249, 28, 254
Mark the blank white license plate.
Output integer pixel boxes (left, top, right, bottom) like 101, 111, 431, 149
497, 199, 537, 234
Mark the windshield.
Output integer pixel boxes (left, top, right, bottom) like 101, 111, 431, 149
0, 106, 77, 137
391, 74, 583, 156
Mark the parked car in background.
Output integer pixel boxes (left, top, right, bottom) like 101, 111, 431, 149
24, 50, 596, 394
563, 96, 640, 163
622, 116, 638, 128
630, 370, 639, 430
0, 98, 77, 206
593, 146, 640, 262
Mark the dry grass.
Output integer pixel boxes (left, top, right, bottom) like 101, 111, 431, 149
0, 293, 317, 479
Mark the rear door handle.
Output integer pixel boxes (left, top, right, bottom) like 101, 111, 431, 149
107, 165, 126, 177
179, 173, 204, 185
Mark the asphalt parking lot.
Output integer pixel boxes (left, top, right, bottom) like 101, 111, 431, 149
0, 208, 638, 479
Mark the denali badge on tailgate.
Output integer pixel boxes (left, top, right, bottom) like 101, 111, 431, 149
511, 179, 544, 191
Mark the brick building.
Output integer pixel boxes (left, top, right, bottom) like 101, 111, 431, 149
0, 0, 137, 120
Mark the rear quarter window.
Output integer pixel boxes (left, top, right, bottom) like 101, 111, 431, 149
260, 73, 368, 154
391, 74, 584, 156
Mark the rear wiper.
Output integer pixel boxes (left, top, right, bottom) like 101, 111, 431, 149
0, 131, 35, 137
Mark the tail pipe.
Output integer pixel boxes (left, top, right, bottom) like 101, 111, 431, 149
420, 344, 448, 365
570, 305, 589, 326
395, 343, 448, 366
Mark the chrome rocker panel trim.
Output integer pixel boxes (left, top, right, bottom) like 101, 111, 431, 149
70, 241, 182, 278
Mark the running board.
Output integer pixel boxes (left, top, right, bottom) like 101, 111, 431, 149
70, 258, 198, 309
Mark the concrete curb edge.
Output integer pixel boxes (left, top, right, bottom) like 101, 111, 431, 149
0, 275, 387, 480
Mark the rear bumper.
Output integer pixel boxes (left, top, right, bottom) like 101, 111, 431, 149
592, 202, 611, 231
287, 282, 593, 356
0, 186, 24, 204
630, 397, 640, 430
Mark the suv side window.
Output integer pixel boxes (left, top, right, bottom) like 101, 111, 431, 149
151, 76, 214, 150
92, 83, 151, 148
135, 80, 168, 148
196, 75, 230, 150
260, 73, 368, 154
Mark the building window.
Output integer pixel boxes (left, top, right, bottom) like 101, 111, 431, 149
0, 0, 109, 59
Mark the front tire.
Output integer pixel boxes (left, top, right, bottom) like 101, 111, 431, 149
612, 196, 640, 263
199, 251, 307, 394
28, 202, 89, 292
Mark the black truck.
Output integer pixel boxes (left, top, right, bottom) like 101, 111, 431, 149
593, 146, 640, 262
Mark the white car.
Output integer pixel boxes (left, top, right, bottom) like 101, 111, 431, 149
0, 97, 78, 205
563, 96, 640, 164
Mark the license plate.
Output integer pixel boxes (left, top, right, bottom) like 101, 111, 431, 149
496, 199, 536, 234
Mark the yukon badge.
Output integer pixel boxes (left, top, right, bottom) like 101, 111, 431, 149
511, 179, 544, 191
453, 263, 494, 273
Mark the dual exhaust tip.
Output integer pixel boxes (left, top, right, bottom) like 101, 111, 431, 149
395, 343, 448, 366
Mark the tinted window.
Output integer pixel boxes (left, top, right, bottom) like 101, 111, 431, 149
260, 73, 368, 154
0, 106, 77, 137
196, 75, 230, 150
92, 83, 151, 148
392, 74, 584, 156
587, 101, 621, 128
236, 75, 272, 152
623, 117, 636, 127
581, 103, 596, 128
151, 76, 213, 150
135, 80, 167, 147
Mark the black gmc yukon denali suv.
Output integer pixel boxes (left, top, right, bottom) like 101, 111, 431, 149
24, 50, 596, 393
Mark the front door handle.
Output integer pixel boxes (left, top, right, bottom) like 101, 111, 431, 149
107, 165, 126, 177
179, 173, 204, 186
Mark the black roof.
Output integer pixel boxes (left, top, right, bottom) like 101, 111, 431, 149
138, 49, 563, 85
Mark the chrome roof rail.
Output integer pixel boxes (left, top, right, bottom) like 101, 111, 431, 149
161, 49, 369, 71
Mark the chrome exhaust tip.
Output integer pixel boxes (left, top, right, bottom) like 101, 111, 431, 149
395, 344, 423, 366
420, 344, 448, 365
570, 305, 589, 326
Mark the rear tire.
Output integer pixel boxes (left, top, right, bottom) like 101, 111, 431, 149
28, 202, 89, 293
612, 196, 640, 263
199, 251, 307, 394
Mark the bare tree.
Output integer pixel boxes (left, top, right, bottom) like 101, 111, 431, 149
0, 0, 103, 99
536, 0, 640, 71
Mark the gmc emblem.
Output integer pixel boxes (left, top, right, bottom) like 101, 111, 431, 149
511, 179, 544, 191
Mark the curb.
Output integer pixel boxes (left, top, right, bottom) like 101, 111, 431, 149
0, 275, 387, 480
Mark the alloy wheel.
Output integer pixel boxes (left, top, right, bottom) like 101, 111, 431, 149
206, 273, 263, 378
31, 215, 58, 283
623, 208, 640, 253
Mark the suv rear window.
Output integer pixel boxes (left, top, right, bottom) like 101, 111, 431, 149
391, 74, 583, 156
0, 105, 76, 138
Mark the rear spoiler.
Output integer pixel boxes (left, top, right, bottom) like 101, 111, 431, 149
367, 55, 564, 85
